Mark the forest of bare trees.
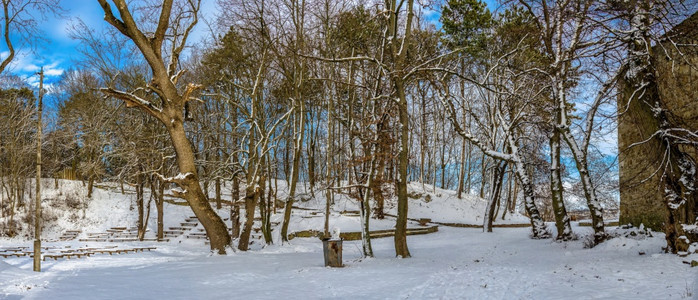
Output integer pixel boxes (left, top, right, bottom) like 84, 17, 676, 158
0, 0, 696, 256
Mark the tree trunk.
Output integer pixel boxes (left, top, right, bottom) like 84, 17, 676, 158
515, 168, 550, 238
87, 176, 95, 198
372, 116, 388, 219
479, 152, 487, 199
281, 102, 305, 243
308, 135, 316, 191
502, 171, 513, 220
359, 150, 376, 257
231, 203, 240, 239
136, 172, 145, 240
238, 185, 259, 251
419, 84, 427, 191
466, 142, 473, 194
440, 112, 447, 190
508, 136, 549, 239
509, 177, 518, 213
484, 162, 506, 232
550, 128, 574, 240
259, 176, 272, 245
156, 178, 164, 241
167, 122, 231, 253
232, 175, 240, 204
457, 137, 467, 198
371, 161, 386, 219
394, 79, 411, 258
324, 81, 335, 236
561, 129, 606, 243
141, 189, 152, 241
215, 178, 222, 210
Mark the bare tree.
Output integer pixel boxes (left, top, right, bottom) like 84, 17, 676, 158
0, 87, 35, 237
96, 0, 231, 254
0, 0, 62, 74
516, 0, 619, 245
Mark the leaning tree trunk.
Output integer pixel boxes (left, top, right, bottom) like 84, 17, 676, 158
97, 0, 231, 254
507, 137, 549, 238
516, 171, 550, 238
561, 130, 605, 243
281, 102, 305, 243
167, 122, 231, 253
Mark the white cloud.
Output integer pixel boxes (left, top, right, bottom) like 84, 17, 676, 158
5, 51, 35, 73
2, 50, 65, 87
44, 67, 64, 77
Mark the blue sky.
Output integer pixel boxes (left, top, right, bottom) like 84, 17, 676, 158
3, 0, 217, 88
4, 1, 102, 87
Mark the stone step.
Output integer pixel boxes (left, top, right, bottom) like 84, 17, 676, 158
140, 238, 167, 242
0, 252, 27, 258
87, 232, 109, 237
163, 230, 184, 234
108, 238, 139, 242
168, 227, 192, 231
79, 238, 108, 242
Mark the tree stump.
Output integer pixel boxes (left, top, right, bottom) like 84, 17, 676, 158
322, 239, 343, 267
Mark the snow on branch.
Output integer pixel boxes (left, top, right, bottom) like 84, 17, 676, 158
157, 172, 195, 186
169, 187, 188, 199
438, 92, 513, 162
100, 86, 163, 120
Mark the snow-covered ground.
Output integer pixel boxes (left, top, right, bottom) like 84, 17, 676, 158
1, 225, 696, 299
1, 180, 697, 299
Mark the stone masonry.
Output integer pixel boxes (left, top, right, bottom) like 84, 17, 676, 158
618, 12, 698, 230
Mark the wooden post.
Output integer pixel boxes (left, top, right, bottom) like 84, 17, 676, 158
33, 67, 44, 272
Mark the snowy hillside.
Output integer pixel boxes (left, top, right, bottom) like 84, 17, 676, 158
2, 179, 530, 244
